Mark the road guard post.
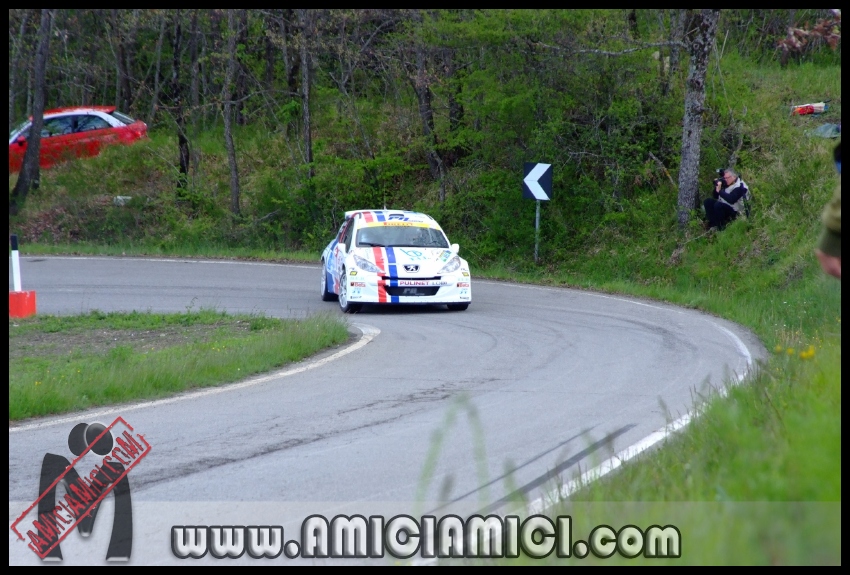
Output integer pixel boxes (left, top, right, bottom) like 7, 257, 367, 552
10, 234, 37, 318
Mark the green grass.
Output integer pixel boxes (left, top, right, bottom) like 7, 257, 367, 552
9, 309, 350, 421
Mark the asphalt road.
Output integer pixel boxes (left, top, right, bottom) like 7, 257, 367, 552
9, 256, 766, 564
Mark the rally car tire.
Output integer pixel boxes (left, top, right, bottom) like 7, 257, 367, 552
338, 269, 362, 314
321, 260, 337, 301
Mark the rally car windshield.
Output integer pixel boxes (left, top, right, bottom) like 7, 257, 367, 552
357, 226, 449, 248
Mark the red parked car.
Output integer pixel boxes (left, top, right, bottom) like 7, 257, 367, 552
9, 106, 147, 173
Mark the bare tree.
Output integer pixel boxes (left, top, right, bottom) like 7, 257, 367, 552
297, 9, 315, 179
263, 13, 276, 92
668, 10, 687, 75
109, 9, 134, 111
676, 9, 720, 228
81, 11, 101, 106
663, 9, 688, 96
443, 46, 465, 168
10, 9, 52, 216
168, 10, 190, 188
223, 9, 241, 216
9, 10, 31, 132
147, 12, 168, 125
406, 10, 447, 201
188, 9, 202, 175
236, 9, 249, 126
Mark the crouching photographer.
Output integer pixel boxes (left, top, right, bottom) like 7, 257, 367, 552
703, 168, 750, 231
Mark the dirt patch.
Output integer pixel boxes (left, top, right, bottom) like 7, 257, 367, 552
9, 322, 253, 361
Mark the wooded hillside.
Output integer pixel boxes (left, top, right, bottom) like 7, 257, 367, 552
8, 9, 841, 260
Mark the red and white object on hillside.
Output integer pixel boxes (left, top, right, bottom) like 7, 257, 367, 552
792, 102, 828, 115
9, 234, 37, 318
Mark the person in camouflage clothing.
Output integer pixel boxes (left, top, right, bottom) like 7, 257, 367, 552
816, 142, 841, 280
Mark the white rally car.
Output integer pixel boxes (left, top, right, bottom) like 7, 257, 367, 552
320, 209, 472, 313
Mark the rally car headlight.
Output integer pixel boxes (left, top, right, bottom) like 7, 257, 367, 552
438, 256, 462, 274
353, 254, 382, 274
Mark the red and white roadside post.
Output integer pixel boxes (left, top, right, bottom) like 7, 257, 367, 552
9, 234, 36, 318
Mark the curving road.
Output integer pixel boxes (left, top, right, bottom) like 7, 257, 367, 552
9, 256, 766, 564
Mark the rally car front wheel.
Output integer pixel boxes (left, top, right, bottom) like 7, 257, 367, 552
338, 269, 362, 314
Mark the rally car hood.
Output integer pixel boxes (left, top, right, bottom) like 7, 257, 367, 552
353, 246, 458, 276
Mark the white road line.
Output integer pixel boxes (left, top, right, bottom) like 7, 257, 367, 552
523, 317, 755, 517
9, 323, 380, 433
414, 320, 754, 566
473, 279, 759, 531
711, 322, 755, 378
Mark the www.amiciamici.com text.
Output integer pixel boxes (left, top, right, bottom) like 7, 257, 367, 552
172, 514, 681, 560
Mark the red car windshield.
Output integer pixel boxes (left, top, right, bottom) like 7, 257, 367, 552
109, 110, 137, 125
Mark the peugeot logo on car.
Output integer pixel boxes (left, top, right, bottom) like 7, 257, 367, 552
404, 264, 419, 273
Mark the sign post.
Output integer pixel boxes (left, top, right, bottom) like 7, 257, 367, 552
535, 200, 540, 263
522, 162, 553, 263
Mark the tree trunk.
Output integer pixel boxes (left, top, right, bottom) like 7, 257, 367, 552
668, 10, 687, 76
124, 10, 138, 110
10, 9, 51, 216
83, 16, 98, 106
147, 13, 167, 125
676, 9, 719, 229
628, 9, 639, 39
110, 9, 132, 111
223, 9, 241, 216
264, 15, 276, 92
411, 39, 447, 202
444, 47, 465, 168
297, 9, 314, 179
281, 10, 299, 96
199, 20, 210, 129
189, 10, 201, 175
663, 9, 687, 97
9, 10, 31, 132
26, 58, 33, 119
236, 10, 248, 126
169, 10, 190, 188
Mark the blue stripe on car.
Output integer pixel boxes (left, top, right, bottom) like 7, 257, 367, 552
385, 247, 399, 302
386, 247, 398, 277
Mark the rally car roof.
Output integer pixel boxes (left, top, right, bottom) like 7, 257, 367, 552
344, 209, 436, 223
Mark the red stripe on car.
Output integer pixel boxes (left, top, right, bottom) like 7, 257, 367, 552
372, 247, 387, 302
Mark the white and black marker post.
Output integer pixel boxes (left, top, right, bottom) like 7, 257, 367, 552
9, 234, 37, 318
11, 234, 22, 292
522, 162, 553, 263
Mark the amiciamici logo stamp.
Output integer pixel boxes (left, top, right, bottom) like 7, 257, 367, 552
10, 417, 151, 561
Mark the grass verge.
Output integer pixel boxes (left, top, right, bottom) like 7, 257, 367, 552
9, 309, 350, 422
